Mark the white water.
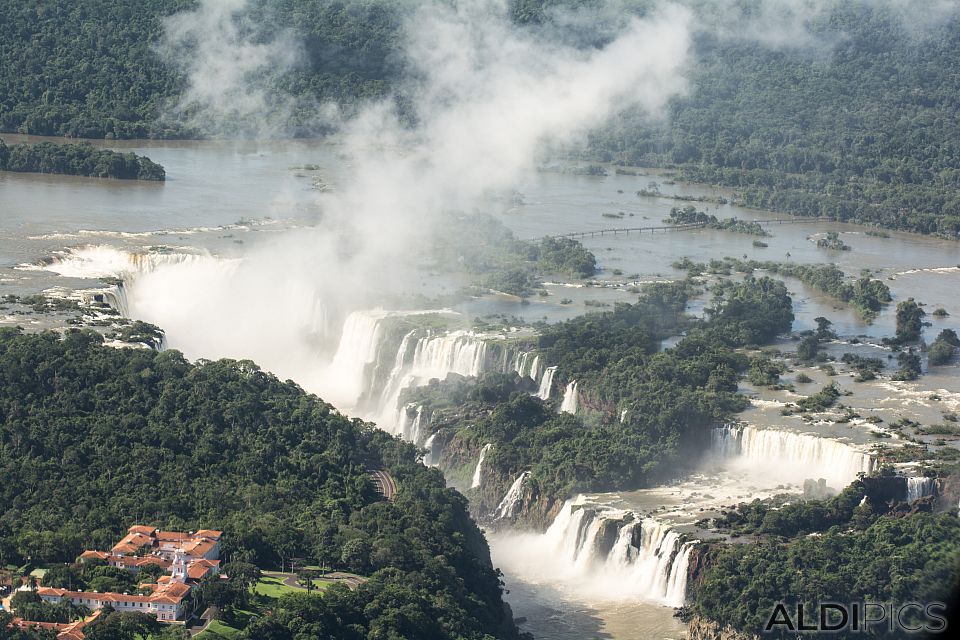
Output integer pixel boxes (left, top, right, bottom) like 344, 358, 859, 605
327, 310, 389, 408
560, 380, 578, 414
712, 424, 875, 490
493, 471, 531, 520
906, 476, 936, 503
537, 366, 557, 400
490, 497, 695, 608
512, 351, 542, 381
19, 244, 220, 279
423, 432, 440, 467
397, 404, 429, 445
375, 327, 491, 432
472, 443, 493, 489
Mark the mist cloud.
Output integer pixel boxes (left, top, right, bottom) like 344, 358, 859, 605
158, 0, 303, 136
325, 0, 690, 245
137, 0, 694, 407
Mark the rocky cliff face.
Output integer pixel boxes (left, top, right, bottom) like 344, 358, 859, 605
687, 617, 760, 640
861, 475, 906, 506
685, 543, 716, 595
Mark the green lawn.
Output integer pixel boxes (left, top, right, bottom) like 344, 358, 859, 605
254, 575, 330, 599
195, 620, 242, 639
254, 576, 300, 599
194, 608, 257, 639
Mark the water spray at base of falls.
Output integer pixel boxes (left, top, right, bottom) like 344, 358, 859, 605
489, 497, 695, 608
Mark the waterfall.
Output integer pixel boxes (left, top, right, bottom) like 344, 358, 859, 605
27, 245, 216, 280
423, 432, 440, 467
665, 542, 695, 607
410, 405, 426, 444
375, 330, 491, 431
529, 355, 542, 381
537, 366, 557, 400
396, 404, 429, 444
560, 380, 578, 414
511, 351, 542, 381
712, 425, 874, 489
906, 477, 936, 503
328, 311, 387, 407
472, 443, 493, 489
530, 499, 694, 607
98, 283, 130, 317
492, 471, 530, 520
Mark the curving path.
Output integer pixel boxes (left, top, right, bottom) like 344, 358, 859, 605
368, 469, 397, 500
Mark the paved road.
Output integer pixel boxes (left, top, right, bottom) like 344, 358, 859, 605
369, 469, 397, 499
188, 606, 217, 637
264, 571, 366, 591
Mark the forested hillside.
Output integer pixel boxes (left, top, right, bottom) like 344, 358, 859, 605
688, 484, 960, 639
587, 4, 960, 236
0, 0, 399, 139
0, 328, 521, 640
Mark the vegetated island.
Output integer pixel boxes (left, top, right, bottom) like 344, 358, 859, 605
0, 140, 165, 181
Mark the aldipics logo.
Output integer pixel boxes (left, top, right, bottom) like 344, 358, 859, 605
764, 602, 948, 635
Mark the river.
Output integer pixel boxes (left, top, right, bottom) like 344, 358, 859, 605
2, 135, 958, 639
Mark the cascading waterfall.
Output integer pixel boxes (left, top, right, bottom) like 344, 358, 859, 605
560, 380, 578, 414
397, 404, 429, 444
906, 476, 936, 503
376, 329, 490, 431
97, 283, 130, 317
423, 432, 440, 467
511, 351, 542, 381
531, 498, 694, 607
492, 471, 530, 520
537, 366, 557, 400
328, 311, 388, 407
25, 245, 215, 280
472, 443, 493, 489
712, 424, 874, 489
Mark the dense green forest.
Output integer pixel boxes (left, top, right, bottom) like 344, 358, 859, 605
0, 0, 399, 139
589, 4, 960, 237
0, 328, 520, 640
690, 489, 960, 639
3, 1, 960, 234
0, 140, 164, 180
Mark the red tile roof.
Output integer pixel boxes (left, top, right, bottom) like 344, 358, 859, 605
37, 581, 191, 606
193, 530, 223, 540
127, 525, 157, 536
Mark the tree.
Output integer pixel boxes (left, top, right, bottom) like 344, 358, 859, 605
895, 299, 925, 343
796, 335, 820, 361
814, 317, 835, 340
928, 329, 958, 366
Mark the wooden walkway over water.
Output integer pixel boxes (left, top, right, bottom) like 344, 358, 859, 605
535, 217, 827, 241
